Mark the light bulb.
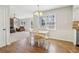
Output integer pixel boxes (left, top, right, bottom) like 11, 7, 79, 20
40, 12, 43, 16
34, 11, 43, 16
34, 11, 39, 16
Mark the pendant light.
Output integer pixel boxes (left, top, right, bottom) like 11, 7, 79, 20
34, 5, 43, 16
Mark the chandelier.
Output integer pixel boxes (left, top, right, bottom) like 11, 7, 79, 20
34, 5, 43, 16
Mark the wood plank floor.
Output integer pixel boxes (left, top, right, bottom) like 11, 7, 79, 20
0, 38, 79, 53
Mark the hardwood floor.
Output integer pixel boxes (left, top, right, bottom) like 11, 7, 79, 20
0, 39, 47, 53
0, 38, 79, 53
48, 39, 79, 53
0, 32, 79, 53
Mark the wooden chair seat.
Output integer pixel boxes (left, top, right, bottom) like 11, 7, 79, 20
34, 33, 46, 47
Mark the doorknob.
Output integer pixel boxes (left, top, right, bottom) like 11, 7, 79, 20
3, 29, 6, 30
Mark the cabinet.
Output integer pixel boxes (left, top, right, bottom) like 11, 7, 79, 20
76, 30, 79, 46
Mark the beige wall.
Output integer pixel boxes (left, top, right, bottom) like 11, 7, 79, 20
73, 5, 79, 21
44, 6, 74, 42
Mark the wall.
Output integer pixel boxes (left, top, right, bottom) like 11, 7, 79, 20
73, 5, 79, 21
43, 6, 74, 42
9, 5, 33, 18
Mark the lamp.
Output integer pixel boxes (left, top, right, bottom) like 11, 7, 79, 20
34, 5, 43, 16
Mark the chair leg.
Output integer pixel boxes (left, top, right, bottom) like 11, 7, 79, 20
43, 40, 49, 50
30, 37, 35, 47
38, 40, 40, 47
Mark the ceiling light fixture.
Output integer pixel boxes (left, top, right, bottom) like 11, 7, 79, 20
34, 5, 43, 16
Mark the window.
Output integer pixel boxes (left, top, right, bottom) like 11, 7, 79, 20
39, 16, 45, 27
39, 15, 56, 30
47, 15, 56, 30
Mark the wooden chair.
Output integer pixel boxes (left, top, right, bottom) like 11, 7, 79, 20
34, 32, 48, 48
30, 30, 50, 50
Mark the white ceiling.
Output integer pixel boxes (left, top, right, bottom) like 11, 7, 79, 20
10, 5, 69, 18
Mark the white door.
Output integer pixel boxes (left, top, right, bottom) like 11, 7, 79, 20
0, 6, 8, 47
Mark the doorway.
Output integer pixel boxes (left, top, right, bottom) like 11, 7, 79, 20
9, 17, 31, 52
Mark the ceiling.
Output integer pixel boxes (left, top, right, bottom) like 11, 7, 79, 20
10, 5, 69, 18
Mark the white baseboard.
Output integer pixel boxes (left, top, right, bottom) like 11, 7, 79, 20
0, 39, 18, 48
48, 36, 73, 43
0, 43, 6, 48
